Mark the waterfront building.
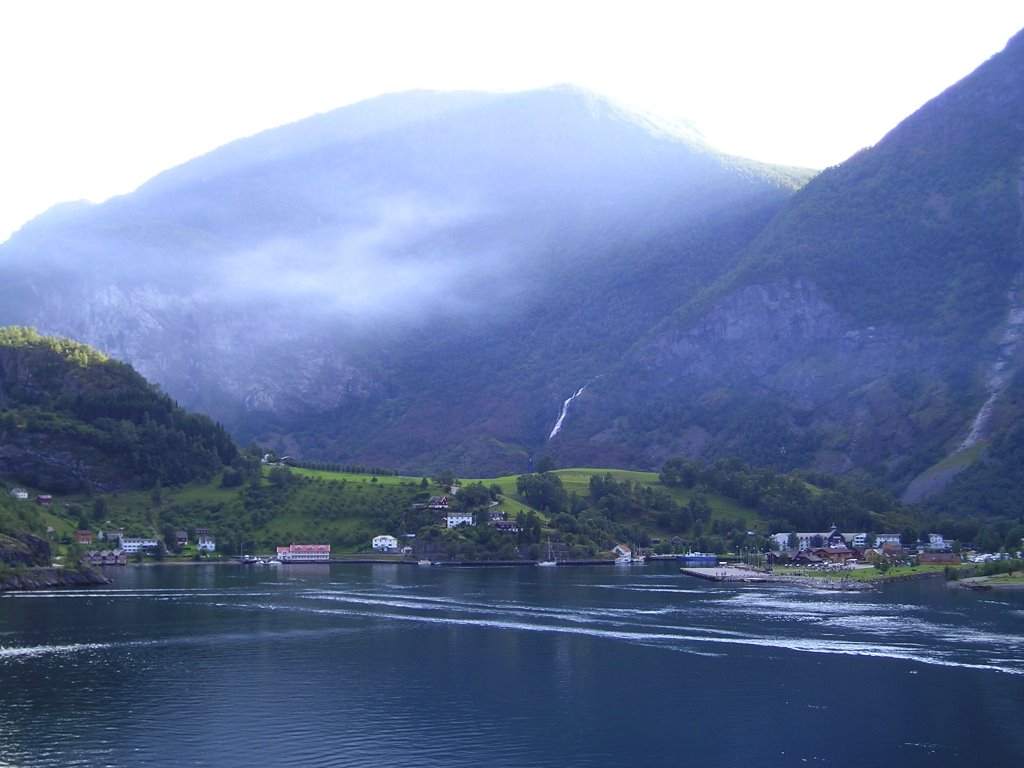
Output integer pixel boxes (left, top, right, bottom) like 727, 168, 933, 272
120, 536, 159, 553
276, 543, 331, 562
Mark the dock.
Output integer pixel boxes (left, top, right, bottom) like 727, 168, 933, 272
679, 566, 770, 582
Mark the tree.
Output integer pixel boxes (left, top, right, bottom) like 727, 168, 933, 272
535, 455, 556, 474
661, 456, 701, 488
516, 473, 567, 515
434, 470, 456, 490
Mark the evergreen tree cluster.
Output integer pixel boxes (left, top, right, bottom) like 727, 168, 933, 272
0, 327, 237, 489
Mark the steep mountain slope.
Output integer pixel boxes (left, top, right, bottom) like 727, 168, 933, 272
0, 327, 238, 491
0, 86, 807, 473
550, 29, 1024, 503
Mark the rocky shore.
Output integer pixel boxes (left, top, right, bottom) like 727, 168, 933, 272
0, 565, 110, 592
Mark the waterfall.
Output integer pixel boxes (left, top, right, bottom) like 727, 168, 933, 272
548, 386, 585, 440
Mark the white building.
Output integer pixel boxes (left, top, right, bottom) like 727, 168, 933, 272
276, 543, 331, 562
8, 488, 28, 500
372, 535, 399, 552
196, 535, 216, 552
445, 511, 474, 528
120, 536, 159, 553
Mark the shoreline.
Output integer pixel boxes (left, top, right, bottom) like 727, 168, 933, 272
679, 565, 948, 591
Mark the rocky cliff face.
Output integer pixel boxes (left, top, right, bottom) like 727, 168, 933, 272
0, 565, 111, 592
0, 530, 50, 567
549, 276, 970, 480
20, 284, 389, 425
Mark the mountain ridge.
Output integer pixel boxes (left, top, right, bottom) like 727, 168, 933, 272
2, 31, 1024, 519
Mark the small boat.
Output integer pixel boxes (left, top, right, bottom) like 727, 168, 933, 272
615, 554, 632, 565
537, 538, 558, 566
418, 559, 433, 566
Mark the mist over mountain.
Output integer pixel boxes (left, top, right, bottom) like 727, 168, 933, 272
0, 85, 806, 471
3, 27, 1024, 517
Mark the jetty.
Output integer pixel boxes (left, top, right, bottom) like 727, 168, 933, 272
679, 566, 769, 582
679, 565, 876, 590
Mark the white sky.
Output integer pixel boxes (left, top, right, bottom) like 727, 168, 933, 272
1, 0, 1023, 243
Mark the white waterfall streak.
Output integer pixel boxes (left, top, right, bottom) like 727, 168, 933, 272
548, 387, 585, 440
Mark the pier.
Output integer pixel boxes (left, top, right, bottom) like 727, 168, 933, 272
679, 566, 769, 582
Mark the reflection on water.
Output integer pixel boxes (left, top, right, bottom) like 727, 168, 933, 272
1, 564, 1023, 766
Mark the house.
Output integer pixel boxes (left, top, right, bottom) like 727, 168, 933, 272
85, 549, 127, 566
372, 534, 399, 552
489, 510, 508, 522
276, 543, 331, 562
74, 530, 94, 545
428, 496, 450, 510
824, 525, 847, 548
445, 511, 474, 528
493, 520, 519, 533
9, 488, 28, 500
791, 550, 824, 566
104, 530, 124, 546
811, 546, 859, 564
35, 494, 53, 506
120, 536, 159, 553
196, 534, 216, 552
925, 533, 951, 552
612, 544, 632, 558
175, 531, 188, 547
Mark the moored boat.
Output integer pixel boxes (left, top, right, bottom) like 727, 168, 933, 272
676, 552, 718, 566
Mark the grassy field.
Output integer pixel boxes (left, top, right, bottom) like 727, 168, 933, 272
480, 468, 759, 528
15, 463, 766, 557
773, 564, 946, 582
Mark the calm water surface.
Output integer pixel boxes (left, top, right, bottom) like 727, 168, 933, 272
1, 563, 1022, 767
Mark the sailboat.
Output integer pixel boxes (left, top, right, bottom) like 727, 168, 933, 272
537, 538, 558, 567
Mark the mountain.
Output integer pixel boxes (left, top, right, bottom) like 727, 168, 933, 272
552, 28, 1024, 509
2, 26, 1024, 517
0, 327, 238, 492
0, 85, 807, 474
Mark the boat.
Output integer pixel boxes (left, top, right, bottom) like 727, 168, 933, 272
676, 552, 718, 566
615, 554, 632, 565
418, 559, 433, 566
537, 538, 558, 566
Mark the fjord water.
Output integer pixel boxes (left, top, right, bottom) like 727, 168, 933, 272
1, 564, 1022, 767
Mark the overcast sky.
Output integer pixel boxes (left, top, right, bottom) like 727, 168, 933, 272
1, 0, 1022, 243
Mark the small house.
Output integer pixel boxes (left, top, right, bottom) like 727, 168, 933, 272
445, 511, 474, 528
74, 530, 94, 545
373, 535, 399, 552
